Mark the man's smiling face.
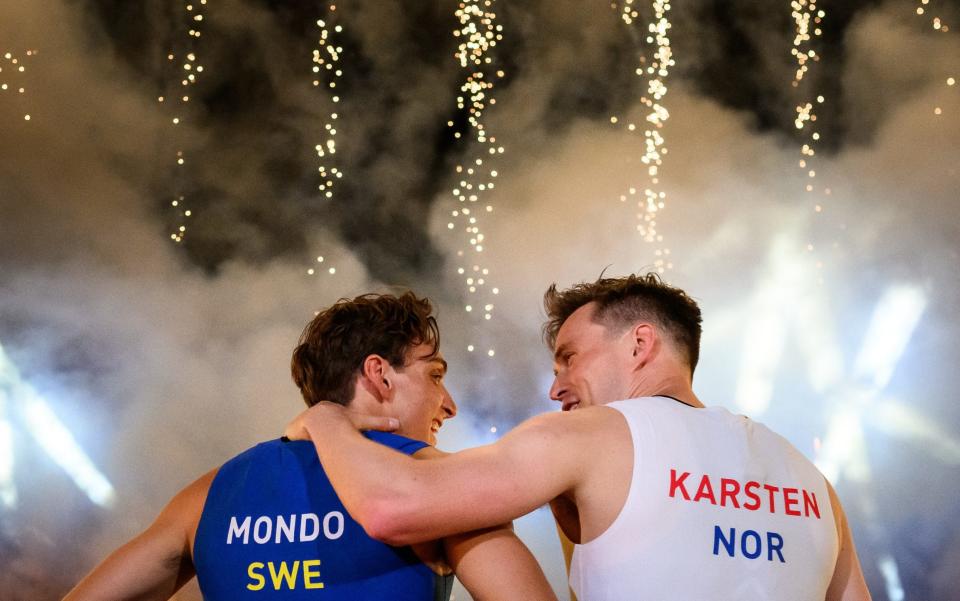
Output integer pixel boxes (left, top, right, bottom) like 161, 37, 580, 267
549, 302, 634, 411
388, 343, 456, 445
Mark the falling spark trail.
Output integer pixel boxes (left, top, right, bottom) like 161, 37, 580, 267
312, 4, 343, 203
164, 0, 208, 244
611, 0, 674, 273
448, 0, 504, 356
790, 0, 828, 201
915, 0, 951, 32
305, 3, 343, 281
790, 0, 833, 281
0, 50, 35, 122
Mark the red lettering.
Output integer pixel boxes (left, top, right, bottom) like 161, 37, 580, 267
693, 474, 717, 505
669, 471, 821, 519
783, 487, 801, 516
669, 469, 691, 500
719, 478, 741, 508
803, 490, 821, 519
743, 481, 761, 510
763, 484, 780, 513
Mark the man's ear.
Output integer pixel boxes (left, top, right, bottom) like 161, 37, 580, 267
361, 354, 394, 402
630, 323, 657, 368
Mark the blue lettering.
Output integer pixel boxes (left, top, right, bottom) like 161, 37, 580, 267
713, 525, 736, 557
741, 529, 761, 559
767, 531, 785, 562
713, 525, 786, 562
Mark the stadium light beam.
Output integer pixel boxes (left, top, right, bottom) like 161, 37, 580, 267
873, 399, 960, 465
878, 554, 905, 601
726, 239, 928, 487
734, 234, 844, 414
816, 285, 926, 485
0, 388, 16, 508
853, 286, 926, 394
734, 236, 799, 416
0, 340, 115, 508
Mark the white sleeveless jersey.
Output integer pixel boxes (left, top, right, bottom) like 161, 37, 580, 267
570, 397, 838, 601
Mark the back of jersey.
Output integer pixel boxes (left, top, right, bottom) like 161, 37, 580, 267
571, 396, 839, 601
194, 432, 452, 600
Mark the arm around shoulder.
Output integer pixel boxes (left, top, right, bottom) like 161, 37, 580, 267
340, 411, 587, 546
63, 469, 216, 601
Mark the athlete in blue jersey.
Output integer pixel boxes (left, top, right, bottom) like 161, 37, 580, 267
65, 292, 556, 601
191, 432, 451, 599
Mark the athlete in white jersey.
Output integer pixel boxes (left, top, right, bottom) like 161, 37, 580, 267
287, 273, 872, 600
570, 396, 838, 599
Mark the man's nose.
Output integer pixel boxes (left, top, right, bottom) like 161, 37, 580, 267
442, 388, 457, 417
549, 376, 565, 402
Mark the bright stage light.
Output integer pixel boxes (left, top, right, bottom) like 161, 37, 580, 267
878, 554, 905, 601
818, 405, 870, 484
0, 340, 115, 508
727, 237, 943, 488
734, 234, 843, 415
20, 390, 115, 507
734, 289, 787, 416
873, 400, 960, 465
815, 285, 928, 484
0, 389, 15, 507
853, 286, 927, 394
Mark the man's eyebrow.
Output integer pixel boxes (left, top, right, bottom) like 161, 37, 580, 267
553, 343, 569, 361
432, 357, 448, 373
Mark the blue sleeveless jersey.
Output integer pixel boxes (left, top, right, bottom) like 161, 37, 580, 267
194, 432, 453, 600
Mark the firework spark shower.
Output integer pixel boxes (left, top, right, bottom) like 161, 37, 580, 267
1, 0, 959, 598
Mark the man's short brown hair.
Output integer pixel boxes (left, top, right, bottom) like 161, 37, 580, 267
291, 292, 440, 406
543, 273, 703, 373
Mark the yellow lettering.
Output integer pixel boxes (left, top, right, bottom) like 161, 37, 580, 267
246, 562, 265, 591
303, 559, 324, 589
268, 560, 300, 590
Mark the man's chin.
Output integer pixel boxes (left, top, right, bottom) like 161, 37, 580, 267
423, 429, 438, 446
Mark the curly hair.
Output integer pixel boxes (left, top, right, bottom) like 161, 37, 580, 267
543, 273, 703, 373
291, 292, 439, 406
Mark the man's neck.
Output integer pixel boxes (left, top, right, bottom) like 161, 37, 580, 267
625, 371, 703, 408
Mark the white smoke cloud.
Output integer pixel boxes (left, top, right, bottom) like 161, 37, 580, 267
432, 1, 960, 597
0, 1, 375, 595
1, 0, 958, 598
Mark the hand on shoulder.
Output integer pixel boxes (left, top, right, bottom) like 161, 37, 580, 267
284, 401, 399, 440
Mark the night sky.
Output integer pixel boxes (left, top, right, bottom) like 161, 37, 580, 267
1, 0, 959, 599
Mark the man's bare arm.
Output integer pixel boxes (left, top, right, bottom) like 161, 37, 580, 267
289, 402, 590, 546
444, 525, 557, 601
63, 470, 215, 601
408, 446, 557, 601
825, 482, 872, 601
554, 520, 578, 601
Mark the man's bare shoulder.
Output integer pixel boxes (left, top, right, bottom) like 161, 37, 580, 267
413, 445, 446, 459
517, 405, 626, 436
155, 468, 217, 522
176, 468, 218, 556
